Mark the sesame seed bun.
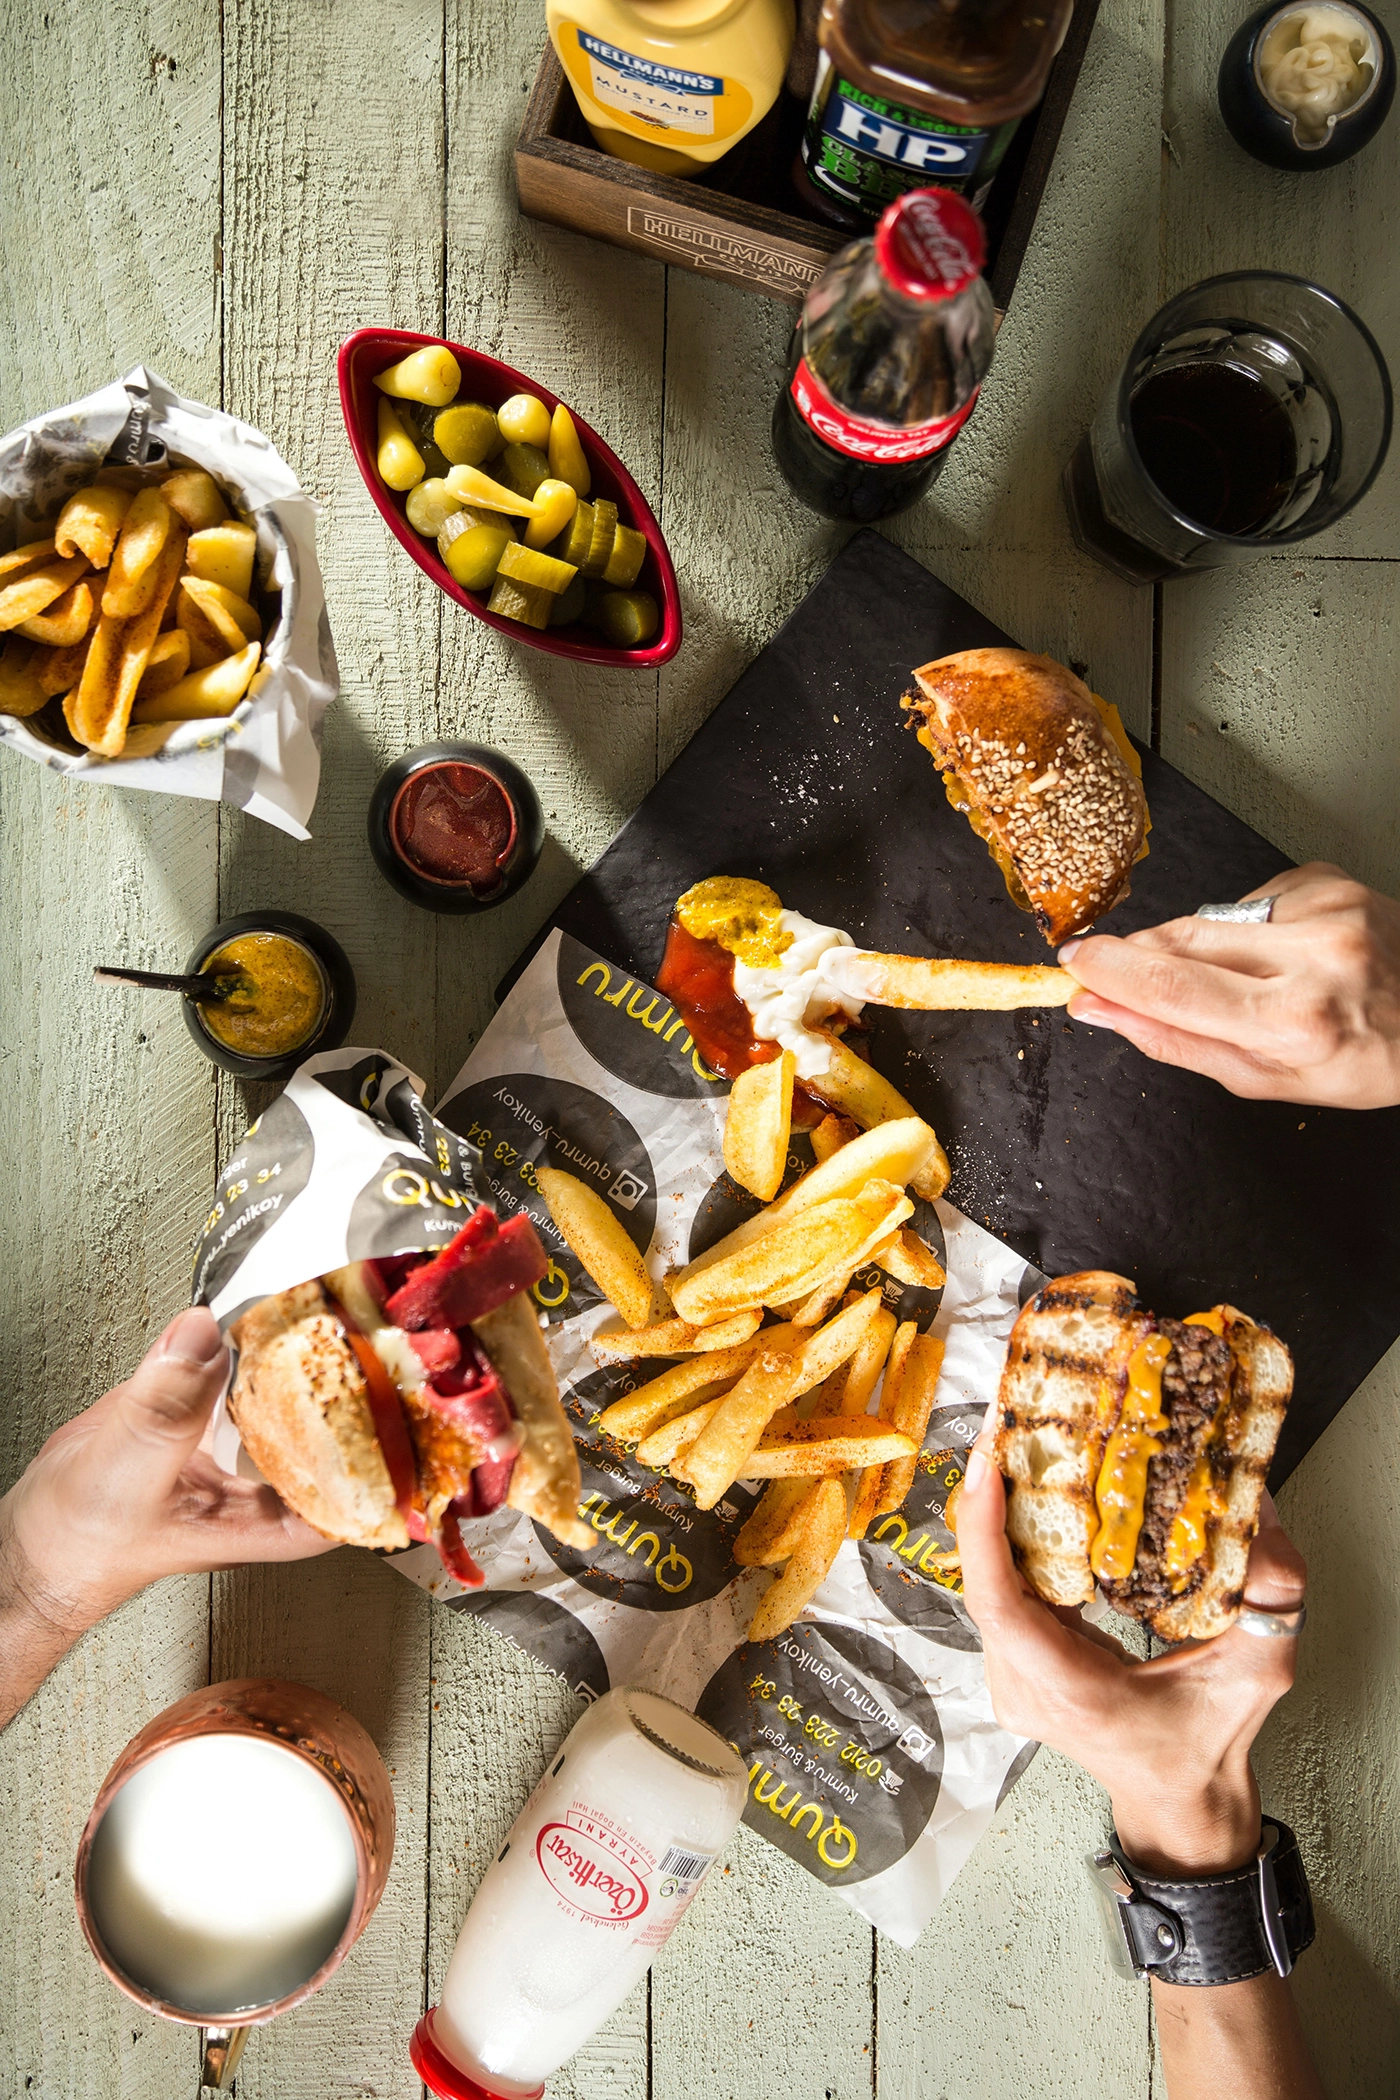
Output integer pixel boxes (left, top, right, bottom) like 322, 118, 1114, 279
903, 647, 1149, 945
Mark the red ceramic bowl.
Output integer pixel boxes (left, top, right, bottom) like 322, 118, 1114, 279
338, 328, 681, 669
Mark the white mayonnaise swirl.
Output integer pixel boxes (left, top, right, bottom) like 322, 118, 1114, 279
730, 909, 866, 1079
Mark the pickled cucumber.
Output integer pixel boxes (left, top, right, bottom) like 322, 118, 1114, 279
496, 541, 577, 594
554, 500, 594, 568
445, 522, 516, 593
405, 478, 463, 539
549, 573, 587, 627
434, 402, 503, 467
588, 588, 658, 648
524, 478, 578, 551
602, 524, 646, 588
497, 393, 552, 449
548, 404, 590, 497
488, 575, 553, 629
373, 345, 462, 407
497, 442, 553, 501
437, 510, 473, 558
377, 397, 425, 492
582, 498, 618, 578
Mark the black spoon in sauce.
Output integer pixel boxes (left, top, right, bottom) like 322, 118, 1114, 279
93, 965, 248, 1002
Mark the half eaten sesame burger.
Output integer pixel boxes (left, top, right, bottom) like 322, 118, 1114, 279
902, 647, 1150, 945
227, 1206, 589, 1584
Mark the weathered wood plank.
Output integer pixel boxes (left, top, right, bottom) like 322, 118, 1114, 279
1159, 558, 1400, 893
1162, 0, 1400, 558
0, 3, 222, 2095
210, 2, 447, 2094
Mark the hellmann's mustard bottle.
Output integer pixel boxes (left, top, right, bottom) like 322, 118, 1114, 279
547, 0, 795, 176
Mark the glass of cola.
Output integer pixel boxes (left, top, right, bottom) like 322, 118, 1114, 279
1063, 270, 1391, 583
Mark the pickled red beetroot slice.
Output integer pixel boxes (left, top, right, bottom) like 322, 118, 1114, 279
466, 1454, 514, 1515
386, 1210, 547, 1330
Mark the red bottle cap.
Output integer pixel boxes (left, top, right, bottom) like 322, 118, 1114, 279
874, 188, 986, 301
410, 2010, 545, 2100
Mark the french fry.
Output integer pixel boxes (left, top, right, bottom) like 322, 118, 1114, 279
733, 1478, 817, 1567
185, 522, 257, 600
590, 1308, 762, 1361
810, 1112, 858, 1164
789, 1273, 852, 1327
0, 552, 91, 632
596, 1332, 788, 1443
676, 1292, 882, 1507
806, 1036, 952, 1203
674, 1117, 936, 1291
184, 575, 260, 643
635, 1397, 724, 1469
129, 639, 260, 724
838, 1305, 897, 1415
54, 484, 131, 564
745, 1418, 916, 1476
136, 629, 192, 696
69, 529, 186, 754
877, 1321, 918, 1427
847, 1464, 884, 1540
875, 1333, 946, 1513
722, 1051, 795, 1202
536, 1165, 653, 1329
15, 576, 96, 646
748, 1481, 846, 1641
837, 951, 1075, 1011
102, 489, 175, 618
0, 535, 57, 579
176, 578, 237, 669
0, 637, 47, 717
160, 467, 229, 533
876, 1229, 946, 1291
32, 635, 91, 697
671, 1183, 907, 1327
117, 722, 178, 759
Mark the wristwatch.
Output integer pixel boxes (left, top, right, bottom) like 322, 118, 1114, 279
1086, 1818, 1315, 1985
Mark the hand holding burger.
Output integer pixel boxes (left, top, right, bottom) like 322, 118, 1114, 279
0, 1307, 331, 1730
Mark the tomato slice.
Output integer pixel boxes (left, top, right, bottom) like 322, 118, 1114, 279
330, 1309, 419, 1527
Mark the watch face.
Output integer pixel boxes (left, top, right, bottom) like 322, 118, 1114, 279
1085, 1852, 1145, 1982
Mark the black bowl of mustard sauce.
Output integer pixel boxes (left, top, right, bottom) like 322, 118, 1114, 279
368, 742, 545, 913
183, 911, 356, 1081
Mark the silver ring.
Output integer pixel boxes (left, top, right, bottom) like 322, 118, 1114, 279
1196, 897, 1277, 924
1235, 1604, 1306, 1639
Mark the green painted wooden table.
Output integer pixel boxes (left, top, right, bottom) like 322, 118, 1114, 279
2, 2, 1397, 2094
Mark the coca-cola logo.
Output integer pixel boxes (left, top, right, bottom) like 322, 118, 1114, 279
790, 359, 976, 464
535, 1822, 650, 1922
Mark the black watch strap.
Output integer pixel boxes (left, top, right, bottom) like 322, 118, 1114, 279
1100, 1817, 1315, 1986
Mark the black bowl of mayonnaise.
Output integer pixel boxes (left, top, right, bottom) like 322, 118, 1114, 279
1218, 0, 1394, 168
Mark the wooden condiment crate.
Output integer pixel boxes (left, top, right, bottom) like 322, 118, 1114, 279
516, 2, 1100, 316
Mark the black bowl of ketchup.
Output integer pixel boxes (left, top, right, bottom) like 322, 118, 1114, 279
368, 743, 545, 913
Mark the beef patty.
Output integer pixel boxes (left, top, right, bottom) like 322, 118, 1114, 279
1099, 1318, 1232, 1618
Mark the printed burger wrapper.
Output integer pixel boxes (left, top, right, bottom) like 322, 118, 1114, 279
198, 930, 1041, 1948
0, 367, 337, 838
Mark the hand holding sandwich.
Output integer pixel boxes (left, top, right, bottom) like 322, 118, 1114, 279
1062, 862, 1400, 1108
0, 1307, 331, 1729
959, 1443, 1323, 2100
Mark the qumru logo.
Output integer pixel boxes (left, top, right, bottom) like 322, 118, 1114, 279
859, 1403, 983, 1651
535, 1822, 649, 1922
557, 934, 725, 1101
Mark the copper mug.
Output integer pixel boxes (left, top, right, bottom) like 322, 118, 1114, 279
74, 1678, 395, 2090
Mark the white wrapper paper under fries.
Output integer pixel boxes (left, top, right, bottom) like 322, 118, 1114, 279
394, 927, 1044, 1946
0, 367, 337, 837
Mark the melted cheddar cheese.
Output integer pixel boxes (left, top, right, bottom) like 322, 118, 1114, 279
1088, 1334, 1172, 1583
1183, 1306, 1226, 1335
1165, 1454, 1224, 1589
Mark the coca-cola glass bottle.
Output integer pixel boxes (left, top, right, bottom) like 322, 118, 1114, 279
771, 186, 996, 522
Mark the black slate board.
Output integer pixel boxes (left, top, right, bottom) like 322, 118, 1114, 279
521, 531, 1400, 1488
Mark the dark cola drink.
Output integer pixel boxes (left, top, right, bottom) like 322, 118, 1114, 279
771, 187, 996, 523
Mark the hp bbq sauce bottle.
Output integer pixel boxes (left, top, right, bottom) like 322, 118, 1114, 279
772, 185, 996, 522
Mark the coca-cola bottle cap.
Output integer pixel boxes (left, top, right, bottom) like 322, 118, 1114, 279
410, 2010, 545, 2100
874, 189, 986, 302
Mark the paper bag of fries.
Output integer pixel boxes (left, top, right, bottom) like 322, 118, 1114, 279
0, 366, 336, 837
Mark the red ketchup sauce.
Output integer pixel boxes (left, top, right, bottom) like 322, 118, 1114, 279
390, 762, 517, 890
655, 918, 822, 1127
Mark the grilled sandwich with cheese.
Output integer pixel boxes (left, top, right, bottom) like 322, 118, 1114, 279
227, 1206, 590, 1586
902, 648, 1150, 945
992, 1271, 1292, 1641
